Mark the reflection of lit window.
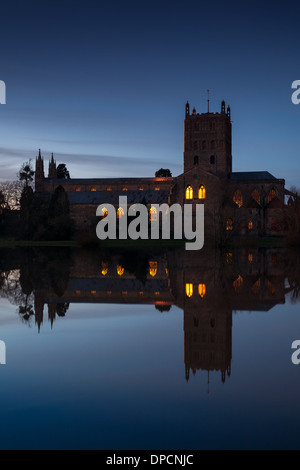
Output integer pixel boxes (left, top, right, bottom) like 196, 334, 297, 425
198, 185, 206, 199
102, 207, 108, 217
149, 206, 158, 221
117, 265, 124, 276
233, 275, 243, 292
185, 185, 193, 200
117, 207, 125, 219
185, 283, 193, 297
226, 218, 233, 231
248, 220, 253, 230
268, 280, 276, 295
101, 262, 108, 276
198, 283, 206, 298
233, 189, 243, 207
251, 278, 260, 295
149, 261, 157, 277
226, 252, 233, 264
248, 253, 253, 263
268, 188, 277, 203
252, 188, 260, 205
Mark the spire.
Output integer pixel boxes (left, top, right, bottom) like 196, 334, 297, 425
48, 152, 57, 179
227, 105, 231, 119
221, 100, 225, 113
185, 101, 190, 117
207, 89, 210, 113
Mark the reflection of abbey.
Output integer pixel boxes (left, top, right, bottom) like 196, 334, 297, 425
31, 247, 287, 385
35, 100, 286, 237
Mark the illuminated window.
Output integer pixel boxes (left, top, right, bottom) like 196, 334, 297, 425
233, 189, 243, 207
75, 187, 81, 192
91, 290, 96, 295
149, 261, 157, 277
122, 187, 128, 191
154, 291, 160, 296
149, 206, 158, 221
75, 290, 81, 295
154, 187, 160, 191
107, 187, 112, 191
198, 283, 206, 298
248, 253, 253, 263
91, 188, 96, 192
233, 275, 243, 293
122, 291, 128, 296
107, 291, 112, 295
117, 207, 125, 219
251, 278, 260, 295
117, 265, 124, 276
248, 220, 253, 230
138, 291, 143, 296
138, 187, 143, 191
268, 188, 277, 203
252, 188, 260, 205
226, 218, 233, 231
185, 283, 193, 298
185, 185, 193, 200
102, 207, 108, 217
101, 262, 108, 276
198, 185, 206, 199
226, 252, 233, 264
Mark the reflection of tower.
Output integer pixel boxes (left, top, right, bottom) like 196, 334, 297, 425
48, 303, 56, 329
34, 292, 44, 333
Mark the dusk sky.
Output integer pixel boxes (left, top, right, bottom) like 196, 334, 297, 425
0, 0, 300, 187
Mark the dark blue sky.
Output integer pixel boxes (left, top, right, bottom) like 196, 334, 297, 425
0, 0, 300, 187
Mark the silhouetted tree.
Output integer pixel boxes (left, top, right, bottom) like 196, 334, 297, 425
46, 186, 74, 240
18, 160, 35, 187
57, 163, 70, 179
20, 185, 35, 239
155, 168, 172, 177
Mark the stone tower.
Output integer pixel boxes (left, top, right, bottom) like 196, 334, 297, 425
35, 149, 45, 192
48, 153, 57, 179
183, 100, 232, 177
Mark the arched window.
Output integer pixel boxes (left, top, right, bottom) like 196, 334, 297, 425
149, 261, 157, 277
233, 189, 243, 207
211, 140, 215, 150
251, 188, 260, 205
75, 187, 81, 192
102, 207, 108, 217
185, 283, 193, 298
248, 253, 253, 263
101, 262, 108, 276
117, 207, 125, 219
91, 187, 96, 192
226, 218, 233, 231
106, 187, 112, 191
185, 185, 193, 200
117, 265, 124, 276
198, 283, 206, 298
210, 155, 215, 165
198, 185, 206, 199
248, 220, 253, 230
194, 155, 199, 165
149, 206, 158, 221
122, 187, 128, 191
268, 188, 277, 203
233, 275, 243, 293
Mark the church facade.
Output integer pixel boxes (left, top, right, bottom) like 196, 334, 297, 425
35, 100, 286, 239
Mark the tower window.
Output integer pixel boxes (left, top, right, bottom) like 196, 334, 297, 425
149, 261, 157, 277
194, 155, 199, 165
149, 206, 158, 221
210, 155, 215, 165
248, 220, 253, 230
185, 185, 193, 200
117, 265, 124, 276
198, 185, 206, 199
185, 283, 193, 298
226, 218, 233, 231
233, 189, 243, 208
198, 283, 206, 298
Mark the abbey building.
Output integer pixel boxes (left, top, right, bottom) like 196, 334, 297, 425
35, 100, 286, 238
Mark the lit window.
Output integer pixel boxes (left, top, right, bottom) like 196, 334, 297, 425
107, 291, 112, 295
185, 283, 193, 298
248, 253, 253, 263
268, 188, 277, 203
233, 275, 243, 293
226, 218, 233, 231
185, 185, 193, 200
75, 187, 81, 192
154, 291, 160, 296
122, 291, 128, 295
154, 187, 160, 191
117, 265, 124, 276
233, 189, 243, 207
149, 206, 158, 221
252, 188, 260, 205
75, 290, 81, 295
198, 185, 206, 199
198, 283, 206, 298
248, 220, 253, 230
91, 188, 96, 192
138, 187, 143, 191
138, 291, 143, 296
91, 290, 96, 295
122, 187, 128, 191
149, 261, 157, 277
226, 252, 233, 264
102, 207, 108, 217
107, 187, 112, 191
117, 207, 125, 219
101, 262, 108, 276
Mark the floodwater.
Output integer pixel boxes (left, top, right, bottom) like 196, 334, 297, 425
0, 245, 299, 450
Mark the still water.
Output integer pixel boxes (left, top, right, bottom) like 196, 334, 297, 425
0, 245, 299, 450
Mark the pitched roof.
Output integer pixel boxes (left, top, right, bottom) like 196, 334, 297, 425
231, 171, 277, 181
67, 190, 170, 205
